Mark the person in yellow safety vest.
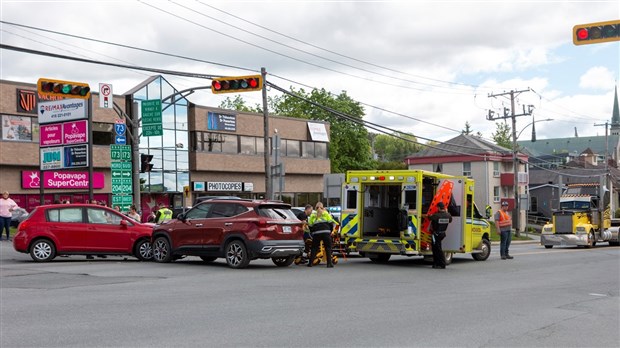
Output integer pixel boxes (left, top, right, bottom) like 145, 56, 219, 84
155, 205, 173, 224
494, 201, 513, 260
307, 202, 338, 268
485, 204, 492, 219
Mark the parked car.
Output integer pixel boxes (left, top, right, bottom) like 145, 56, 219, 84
13, 204, 155, 262
151, 199, 304, 268
10, 207, 29, 228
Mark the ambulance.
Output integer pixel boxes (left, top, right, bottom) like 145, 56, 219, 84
340, 170, 491, 264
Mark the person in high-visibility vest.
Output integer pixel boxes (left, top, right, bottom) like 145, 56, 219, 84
494, 201, 513, 260
155, 205, 173, 224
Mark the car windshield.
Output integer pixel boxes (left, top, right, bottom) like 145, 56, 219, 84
560, 201, 591, 210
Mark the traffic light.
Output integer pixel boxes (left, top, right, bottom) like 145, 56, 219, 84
211, 75, 262, 94
37, 78, 91, 99
140, 153, 154, 173
573, 20, 620, 45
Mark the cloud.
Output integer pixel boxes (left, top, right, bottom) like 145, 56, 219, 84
579, 67, 615, 90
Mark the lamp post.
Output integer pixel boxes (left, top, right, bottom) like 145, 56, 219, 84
514, 117, 553, 237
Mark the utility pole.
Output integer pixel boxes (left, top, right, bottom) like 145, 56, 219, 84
487, 88, 533, 237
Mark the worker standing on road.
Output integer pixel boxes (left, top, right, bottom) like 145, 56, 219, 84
307, 202, 338, 268
494, 201, 513, 260
428, 202, 452, 269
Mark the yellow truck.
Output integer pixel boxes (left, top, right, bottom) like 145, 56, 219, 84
541, 182, 620, 248
340, 170, 491, 264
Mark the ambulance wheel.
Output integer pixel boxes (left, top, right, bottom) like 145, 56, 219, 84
544, 245, 553, 249
472, 239, 491, 261
444, 252, 453, 265
272, 256, 295, 267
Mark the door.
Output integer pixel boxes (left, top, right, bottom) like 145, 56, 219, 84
84, 207, 131, 252
203, 203, 249, 247
169, 203, 213, 249
45, 207, 86, 251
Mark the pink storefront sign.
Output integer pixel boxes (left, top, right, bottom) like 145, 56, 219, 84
39, 123, 63, 147
63, 120, 88, 144
21, 171, 105, 189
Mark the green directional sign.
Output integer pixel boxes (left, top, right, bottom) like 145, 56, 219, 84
141, 99, 163, 136
112, 178, 132, 194
111, 161, 132, 171
110, 145, 131, 161
112, 195, 133, 211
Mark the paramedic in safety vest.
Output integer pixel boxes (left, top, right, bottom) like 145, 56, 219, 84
494, 201, 513, 260
155, 205, 173, 224
307, 202, 338, 268
429, 202, 452, 269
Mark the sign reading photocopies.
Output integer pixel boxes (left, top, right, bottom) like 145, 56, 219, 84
307, 122, 329, 142
38, 98, 87, 124
207, 181, 242, 192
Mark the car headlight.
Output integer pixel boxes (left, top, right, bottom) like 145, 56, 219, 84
576, 226, 586, 233
542, 226, 553, 233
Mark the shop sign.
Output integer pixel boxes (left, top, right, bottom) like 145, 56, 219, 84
21, 170, 105, 189
40, 147, 63, 170
64, 144, 88, 168
207, 181, 242, 192
63, 120, 88, 144
38, 98, 86, 124
17, 89, 37, 114
39, 123, 63, 147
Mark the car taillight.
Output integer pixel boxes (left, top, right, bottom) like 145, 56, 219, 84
18, 220, 30, 231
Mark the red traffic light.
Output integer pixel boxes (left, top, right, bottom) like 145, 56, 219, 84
211, 75, 262, 94
573, 20, 620, 45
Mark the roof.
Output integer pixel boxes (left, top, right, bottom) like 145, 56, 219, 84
517, 135, 620, 157
406, 134, 512, 159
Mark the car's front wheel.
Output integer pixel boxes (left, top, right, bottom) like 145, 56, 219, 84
30, 239, 56, 262
152, 236, 172, 263
272, 255, 295, 267
225, 240, 250, 269
135, 239, 153, 261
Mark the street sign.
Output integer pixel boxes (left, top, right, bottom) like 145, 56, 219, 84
111, 161, 132, 171
115, 123, 126, 136
115, 135, 126, 145
141, 99, 163, 136
110, 144, 131, 161
99, 83, 113, 109
111, 178, 132, 194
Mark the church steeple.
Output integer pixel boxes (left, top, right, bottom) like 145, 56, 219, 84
611, 85, 620, 136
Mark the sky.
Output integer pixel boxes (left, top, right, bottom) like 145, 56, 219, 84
1, 0, 619, 145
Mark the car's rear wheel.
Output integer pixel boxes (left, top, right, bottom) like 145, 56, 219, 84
225, 240, 250, 269
272, 255, 295, 267
135, 239, 153, 261
30, 239, 56, 262
544, 245, 553, 249
200, 256, 217, 263
152, 236, 172, 263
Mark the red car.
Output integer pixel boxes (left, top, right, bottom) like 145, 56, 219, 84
13, 204, 154, 262
152, 199, 304, 268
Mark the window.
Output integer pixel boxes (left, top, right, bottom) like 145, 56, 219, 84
463, 162, 472, 177
302, 141, 315, 158
285, 139, 300, 157
221, 134, 238, 154
240, 136, 257, 155
493, 186, 500, 203
87, 208, 122, 225
493, 162, 500, 177
186, 203, 212, 219
435, 163, 443, 173
48, 208, 83, 223
530, 196, 538, 212
92, 122, 114, 145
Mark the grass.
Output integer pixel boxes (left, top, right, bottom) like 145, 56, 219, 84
488, 221, 538, 242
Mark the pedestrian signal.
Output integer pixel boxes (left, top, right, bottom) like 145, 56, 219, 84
37, 78, 91, 99
211, 75, 262, 94
573, 20, 620, 45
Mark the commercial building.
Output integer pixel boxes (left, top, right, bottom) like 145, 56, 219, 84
0, 76, 331, 220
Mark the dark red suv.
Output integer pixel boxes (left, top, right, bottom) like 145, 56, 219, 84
151, 199, 304, 268
13, 204, 154, 262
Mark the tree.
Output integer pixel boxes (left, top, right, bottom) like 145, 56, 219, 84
372, 132, 421, 163
492, 122, 512, 149
218, 95, 261, 113
272, 88, 374, 173
462, 121, 483, 137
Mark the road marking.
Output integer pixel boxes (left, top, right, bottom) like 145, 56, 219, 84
588, 293, 608, 297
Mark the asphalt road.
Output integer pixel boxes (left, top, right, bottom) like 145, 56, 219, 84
1, 239, 618, 348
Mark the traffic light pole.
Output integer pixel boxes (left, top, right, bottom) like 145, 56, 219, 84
262, 67, 272, 200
